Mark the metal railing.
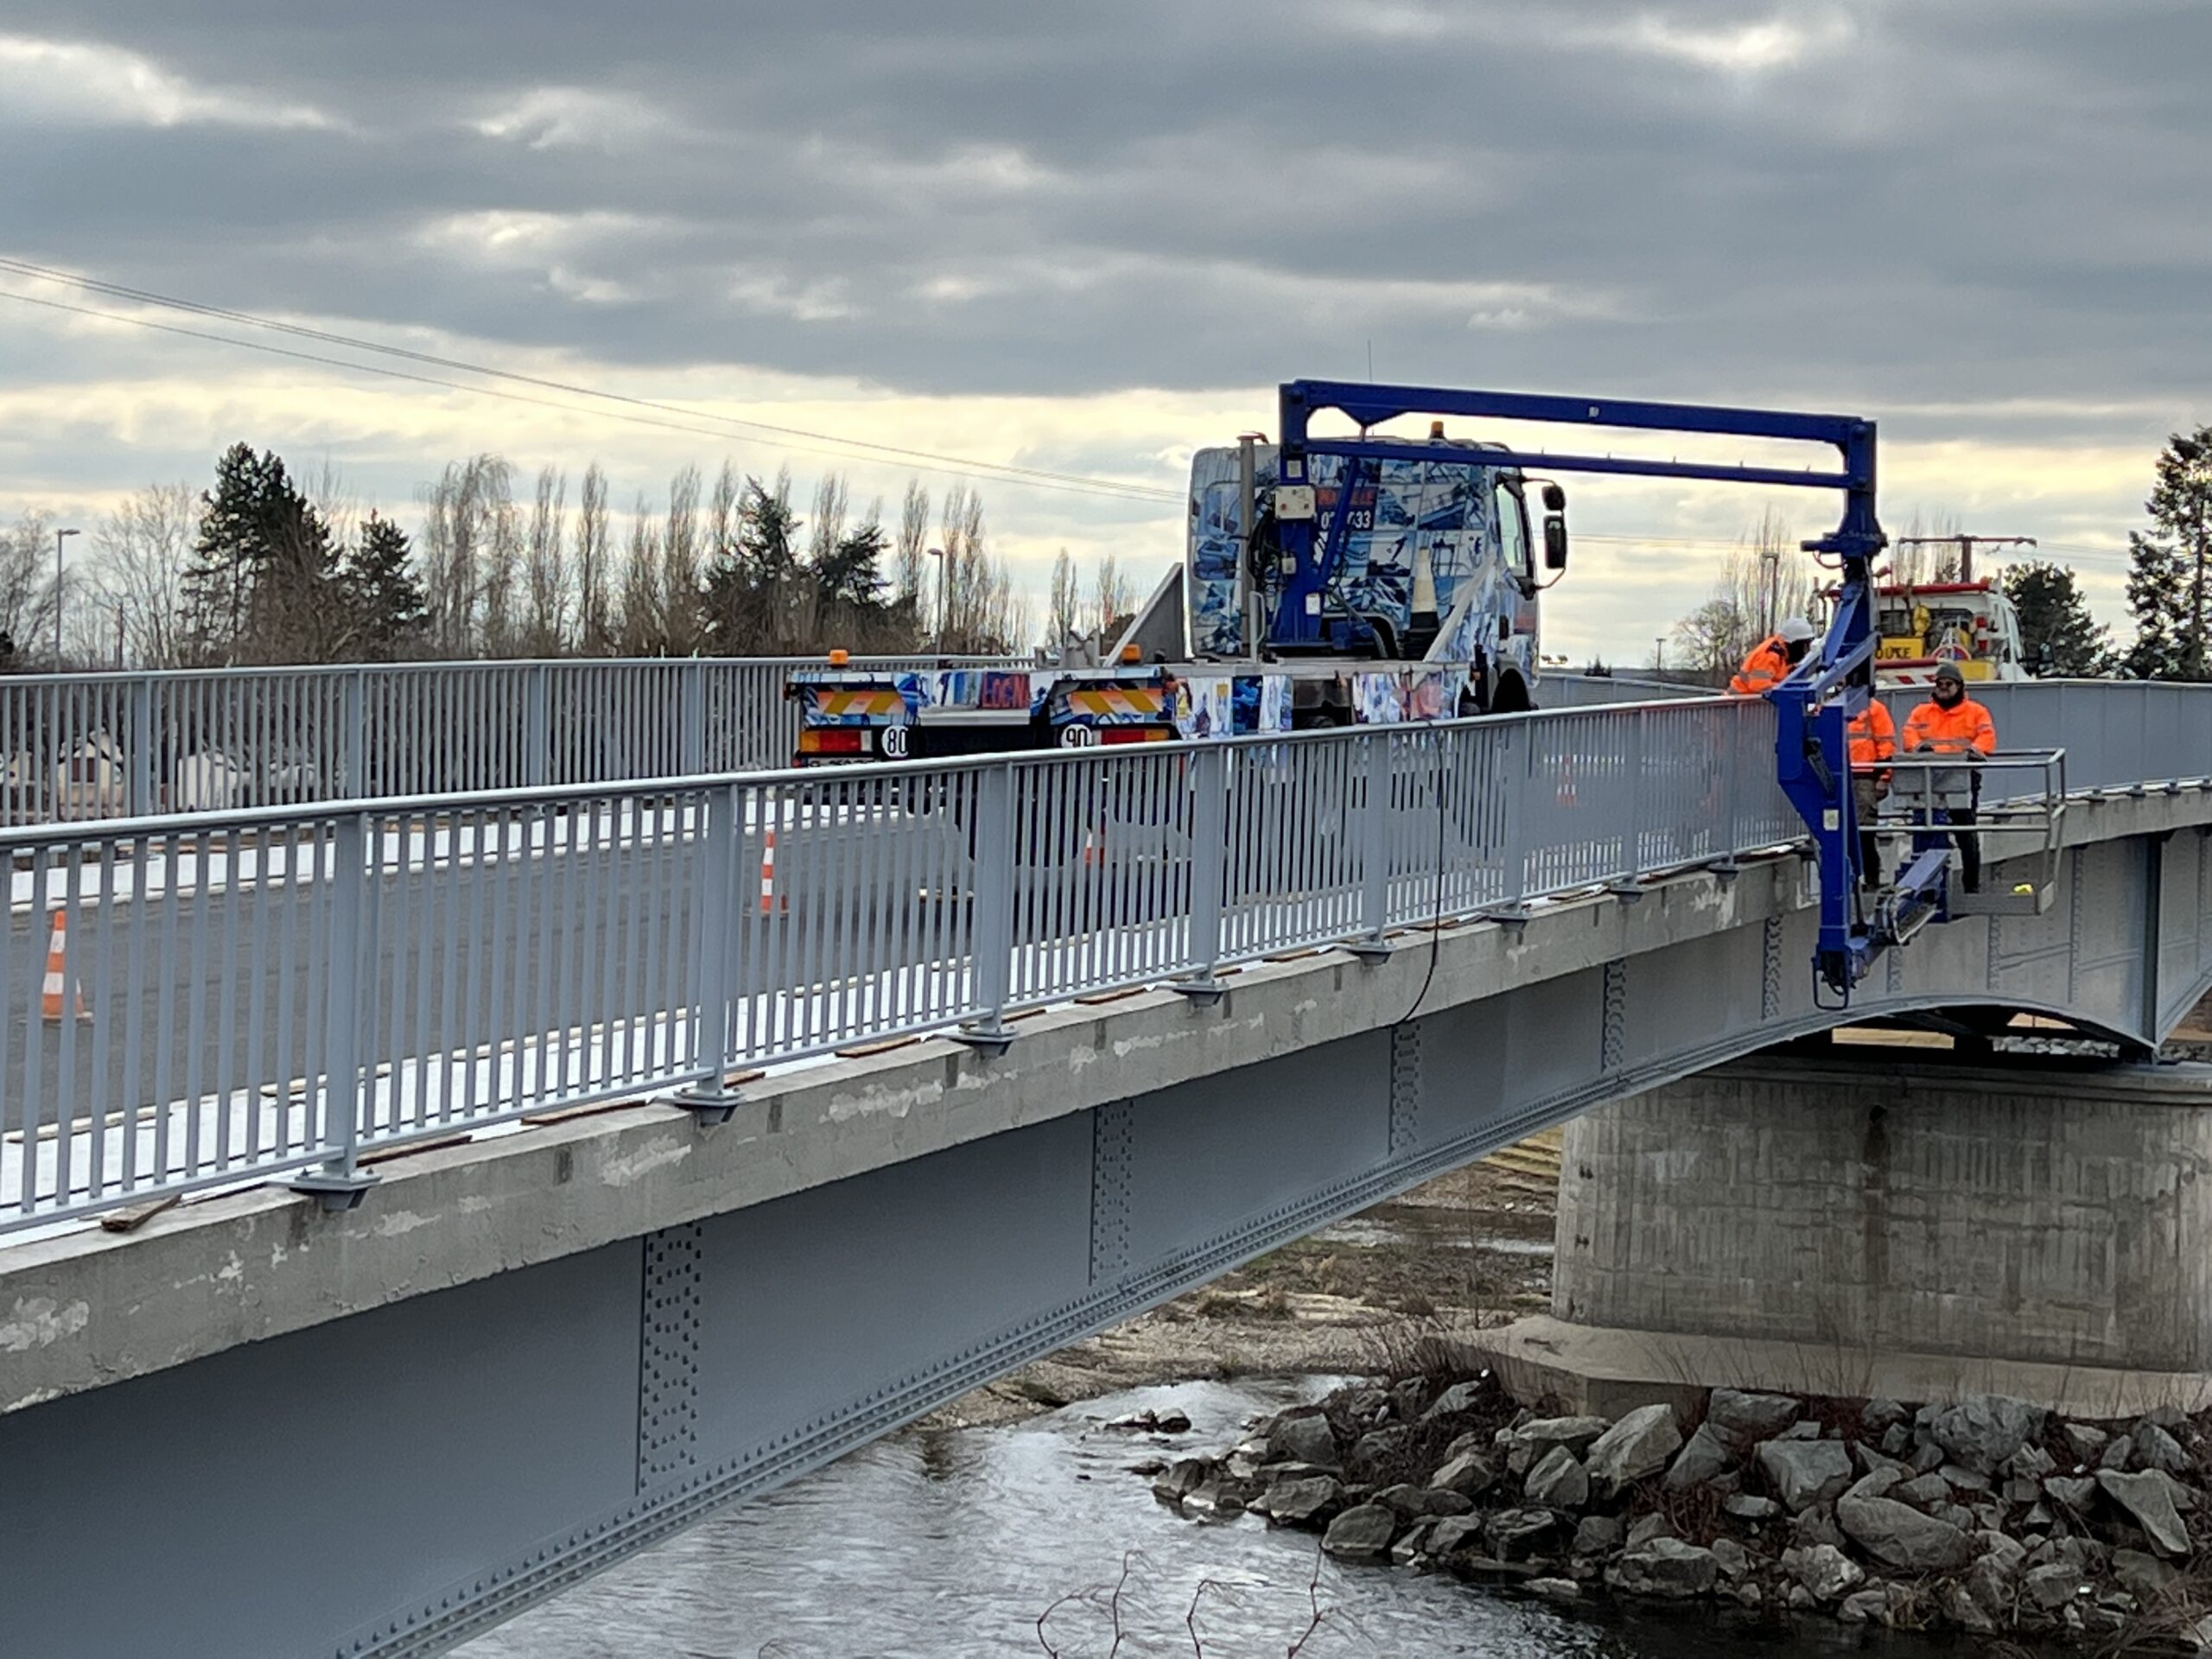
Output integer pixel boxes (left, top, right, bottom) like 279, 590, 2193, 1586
3, 680, 2209, 1234
0, 655, 1017, 825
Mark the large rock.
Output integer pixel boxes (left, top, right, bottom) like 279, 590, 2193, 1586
1255, 1475, 1343, 1527
2137, 1422, 2192, 1475
1835, 1493, 1975, 1571
2113, 1547, 2182, 1602
1321, 1503, 1398, 1559
2024, 1561, 2086, 1611
1375, 1483, 1471, 1519
1573, 1514, 1624, 1556
1923, 1395, 2044, 1477
1937, 1582, 1995, 1633
1152, 1458, 1211, 1503
2062, 1422, 2110, 1464
1427, 1515, 1484, 1556
2045, 1473, 2100, 1512
1484, 1508, 1559, 1559
1758, 1438, 1853, 1512
1783, 1542, 1864, 1601
1503, 1415, 1609, 1476
1663, 1422, 1734, 1491
1524, 1446, 1590, 1510
1269, 1409, 1339, 1470
1421, 1379, 1490, 1421
1428, 1448, 1497, 1497
1585, 1404, 1682, 1497
1707, 1389, 1801, 1442
1606, 1537, 1719, 1599
2099, 1469, 2191, 1557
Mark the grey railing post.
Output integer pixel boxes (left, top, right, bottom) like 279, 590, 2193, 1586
1173, 744, 1231, 999
1609, 707, 1648, 899
1485, 721, 1533, 931
524, 663, 551, 788
292, 810, 377, 1211
1350, 730, 1395, 960
956, 760, 1018, 1052
127, 673, 156, 818
341, 669, 366, 799
681, 660, 708, 776
673, 781, 743, 1124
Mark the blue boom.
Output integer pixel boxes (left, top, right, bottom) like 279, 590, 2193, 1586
1274, 379, 1921, 999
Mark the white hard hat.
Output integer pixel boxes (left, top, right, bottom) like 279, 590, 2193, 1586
1777, 617, 1817, 645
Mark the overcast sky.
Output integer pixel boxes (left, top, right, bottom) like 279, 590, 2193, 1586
3, 1, 2206, 662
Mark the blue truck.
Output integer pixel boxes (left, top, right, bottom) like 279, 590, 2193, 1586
787, 380, 1571, 764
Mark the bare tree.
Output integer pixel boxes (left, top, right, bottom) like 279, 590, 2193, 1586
615, 493, 663, 654
86, 483, 197, 667
480, 468, 522, 657
0, 509, 58, 667
575, 462, 611, 654
708, 460, 740, 568
522, 466, 570, 657
1047, 549, 1081, 645
419, 454, 512, 655
1091, 552, 1136, 639
895, 479, 931, 613
659, 464, 703, 655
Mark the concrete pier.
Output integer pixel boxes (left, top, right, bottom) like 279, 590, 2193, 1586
1484, 1056, 2212, 1418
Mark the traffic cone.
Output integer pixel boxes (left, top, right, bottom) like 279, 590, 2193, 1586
41, 908, 87, 1024
1082, 825, 1104, 868
1555, 755, 1579, 809
759, 829, 788, 915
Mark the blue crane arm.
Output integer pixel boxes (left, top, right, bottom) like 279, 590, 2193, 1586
1274, 378, 1891, 998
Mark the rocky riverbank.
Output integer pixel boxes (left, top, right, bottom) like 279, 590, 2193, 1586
1145, 1368, 2212, 1647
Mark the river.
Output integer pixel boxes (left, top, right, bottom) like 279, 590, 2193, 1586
455, 1374, 1955, 1658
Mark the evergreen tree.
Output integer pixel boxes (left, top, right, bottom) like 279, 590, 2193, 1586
2000, 560, 2110, 677
813, 519, 888, 613
180, 442, 272, 659
702, 478, 801, 651
2126, 426, 2212, 681
179, 442, 339, 663
341, 512, 429, 660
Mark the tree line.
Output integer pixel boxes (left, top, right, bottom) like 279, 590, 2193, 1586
1, 445, 1046, 670
1661, 425, 2212, 683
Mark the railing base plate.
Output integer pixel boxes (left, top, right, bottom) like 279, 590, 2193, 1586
951, 1021, 1016, 1057
1343, 940, 1394, 964
1171, 976, 1228, 1004
289, 1168, 379, 1212
670, 1084, 742, 1128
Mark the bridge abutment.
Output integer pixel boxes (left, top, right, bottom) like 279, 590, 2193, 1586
1484, 1055, 2212, 1420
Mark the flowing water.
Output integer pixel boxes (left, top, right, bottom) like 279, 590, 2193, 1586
456, 1376, 1955, 1659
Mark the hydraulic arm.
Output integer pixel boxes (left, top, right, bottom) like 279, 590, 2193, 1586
1272, 379, 1903, 998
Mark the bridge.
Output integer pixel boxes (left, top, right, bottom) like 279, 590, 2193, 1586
2, 667, 2209, 1659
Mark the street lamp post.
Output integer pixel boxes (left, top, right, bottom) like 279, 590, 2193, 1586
54, 527, 79, 667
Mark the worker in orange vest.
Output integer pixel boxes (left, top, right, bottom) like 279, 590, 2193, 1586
1847, 695, 1896, 886
1901, 662, 1997, 892
1728, 617, 1816, 696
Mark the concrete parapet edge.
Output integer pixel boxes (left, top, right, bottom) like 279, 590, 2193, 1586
0, 855, 1802, 1414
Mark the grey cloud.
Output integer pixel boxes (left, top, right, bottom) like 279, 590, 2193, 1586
3, 2, 2207, 430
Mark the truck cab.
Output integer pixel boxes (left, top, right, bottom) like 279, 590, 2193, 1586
1869, 581, 2025, 688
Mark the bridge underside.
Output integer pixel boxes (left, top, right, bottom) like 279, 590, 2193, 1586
3, 822, 2210, 1659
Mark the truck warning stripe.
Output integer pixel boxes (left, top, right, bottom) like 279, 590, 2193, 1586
1063, 686, 1167, 718
811, 689, 906, 717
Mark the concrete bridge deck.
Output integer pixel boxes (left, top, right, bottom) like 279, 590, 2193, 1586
2, 681, 2210, 1657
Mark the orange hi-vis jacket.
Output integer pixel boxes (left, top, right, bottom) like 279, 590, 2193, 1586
1729, 635, 1790, 696
1902, 696, 1997, 757
1847, 700, 1895, 776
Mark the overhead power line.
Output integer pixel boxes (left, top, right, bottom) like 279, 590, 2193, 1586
0, 257, 1181, 508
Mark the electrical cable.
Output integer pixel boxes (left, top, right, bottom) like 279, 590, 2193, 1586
0, 264, 1180, 507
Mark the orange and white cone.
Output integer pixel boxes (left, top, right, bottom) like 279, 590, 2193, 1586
759, 829, 788, 915
41, 908, 87, 1024
1555, 755, 1579, 809
1082, 826, 1104, 868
